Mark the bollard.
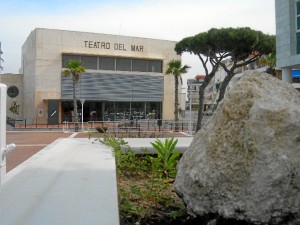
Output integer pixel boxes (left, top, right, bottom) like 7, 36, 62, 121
2, 144, 16, 159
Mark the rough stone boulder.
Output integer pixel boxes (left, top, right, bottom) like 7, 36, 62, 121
174, 71, 300, 225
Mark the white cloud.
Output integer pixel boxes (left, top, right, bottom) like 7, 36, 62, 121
1, 0, 275, 85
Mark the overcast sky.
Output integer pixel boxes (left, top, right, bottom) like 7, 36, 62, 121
1, 0, 275, 87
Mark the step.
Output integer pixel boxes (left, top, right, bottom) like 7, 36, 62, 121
121, 137, 193, 153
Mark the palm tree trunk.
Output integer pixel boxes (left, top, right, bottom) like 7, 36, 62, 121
72, 77, 79, 132
174, 77, 179, 132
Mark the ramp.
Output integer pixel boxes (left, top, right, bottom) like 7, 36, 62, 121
0, 138, 120, 225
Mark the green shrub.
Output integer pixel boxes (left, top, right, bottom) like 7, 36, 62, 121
101, 136, 151, 176
96, 126, 108, 133
150, 137, 180, 178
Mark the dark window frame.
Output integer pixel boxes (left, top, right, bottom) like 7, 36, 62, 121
62, 54, 163, 73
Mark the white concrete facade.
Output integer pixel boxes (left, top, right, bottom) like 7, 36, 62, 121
0, 83, 7, 185
19, 28, 179, 124
0, 74, 23, 120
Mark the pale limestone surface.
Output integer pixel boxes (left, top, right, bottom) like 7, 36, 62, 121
21, 28, 179, 123
0, 74, 24, 120
174, 71, 300, 225
121, 137, 193, 153
0, 138, 119, 225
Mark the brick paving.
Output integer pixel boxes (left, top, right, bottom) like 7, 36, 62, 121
6, 132, 71, 172
6, 130, 190, 172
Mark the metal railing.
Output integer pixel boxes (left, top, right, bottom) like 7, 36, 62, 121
6, 115, 211, 133
62, 119, 202, 134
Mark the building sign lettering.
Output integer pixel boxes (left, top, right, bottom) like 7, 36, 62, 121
84, 41, 144, 52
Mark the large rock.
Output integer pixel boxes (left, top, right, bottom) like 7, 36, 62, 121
174, 71, 300, 225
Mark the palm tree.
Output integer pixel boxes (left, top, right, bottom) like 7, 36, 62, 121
166, 59, 190, 132
259, 52, 280, 78
62, 60, 86, 131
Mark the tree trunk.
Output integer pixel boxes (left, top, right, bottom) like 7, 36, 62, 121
174, 77, 179, 132
195, 84, 205, 132
72, 77, 79, 132
195, 74, 215, 132
216, 73, 235, 105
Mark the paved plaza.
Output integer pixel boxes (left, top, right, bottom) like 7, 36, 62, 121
2, 130, 192, 225
6, 131, 72, 172
1, 137, 120, 225
6, 130, 191, 172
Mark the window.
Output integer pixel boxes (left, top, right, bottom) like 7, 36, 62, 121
148, 60, 162, 72
7, 86, 19, 98
81, 56, 97, 70
62, 55, 80, 68
99, 57, 115, 70
62, 54, 163, 73
297, 1, 300, 54
116, 58, 131, 71
132, 59, 148, 72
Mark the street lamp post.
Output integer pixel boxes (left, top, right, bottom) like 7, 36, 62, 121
80, 99, 85, 132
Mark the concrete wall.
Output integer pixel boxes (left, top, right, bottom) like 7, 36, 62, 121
275, 0, 300, 68
22, 28, 179, 122
21, 30, 37, 123
0, 74, 23, 120
275, 0, 300, 86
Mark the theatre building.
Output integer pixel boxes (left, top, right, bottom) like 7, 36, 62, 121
16, 28, 179, 124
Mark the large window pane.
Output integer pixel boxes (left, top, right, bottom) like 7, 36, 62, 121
116, 58, 131, 71
297, 2, 300, 16
297, 32, 300, 54
132, 59, 148, 72
131, 102, 145, 119
146, 102, 162, 119
99, 57, 115, 70
148, 60, 162, 73
297, 16, 300, 30
81, 56, 97, 70
62, 55, 80, 68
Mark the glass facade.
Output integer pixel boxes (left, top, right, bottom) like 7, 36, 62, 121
297, 1, 300, 54
62, 54, 162, 73
104, 102, 161, 121
61, 54, 163, 122
81, 56, 97, 70
62, 101, 162, 122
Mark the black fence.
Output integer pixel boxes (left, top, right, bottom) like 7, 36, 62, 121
6, 117, 62, 129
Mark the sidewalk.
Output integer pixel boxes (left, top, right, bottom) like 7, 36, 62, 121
0, 138, 120, 225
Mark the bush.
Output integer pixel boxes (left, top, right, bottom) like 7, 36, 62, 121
150, 137, 180, 178
96, 126, 108, 133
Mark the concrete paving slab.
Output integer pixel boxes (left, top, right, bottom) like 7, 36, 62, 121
0, 138, 119, 225
121, 137, 193, 153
